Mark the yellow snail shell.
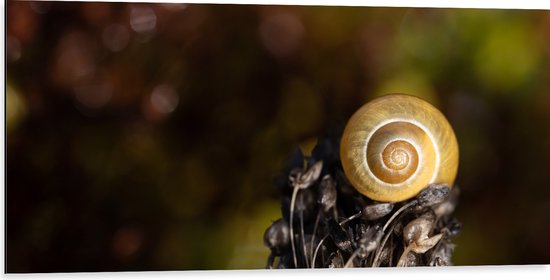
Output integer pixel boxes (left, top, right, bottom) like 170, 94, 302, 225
340, 94, 459, 202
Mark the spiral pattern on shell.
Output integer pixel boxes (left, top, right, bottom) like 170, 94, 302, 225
340, 94, 459, 202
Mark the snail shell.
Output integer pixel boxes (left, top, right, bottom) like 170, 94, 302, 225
340, 94, 458, 202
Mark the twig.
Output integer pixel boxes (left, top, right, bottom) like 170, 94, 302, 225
289, 186, 299, 268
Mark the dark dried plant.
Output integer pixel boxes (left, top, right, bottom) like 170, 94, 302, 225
264, 136, 460, 269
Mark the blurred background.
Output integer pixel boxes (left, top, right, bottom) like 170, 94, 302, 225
6, 1, 550, 272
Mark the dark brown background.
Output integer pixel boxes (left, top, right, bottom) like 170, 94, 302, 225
6, 1, 550, 272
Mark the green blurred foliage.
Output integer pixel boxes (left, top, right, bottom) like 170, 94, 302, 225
6, 1, 550, 272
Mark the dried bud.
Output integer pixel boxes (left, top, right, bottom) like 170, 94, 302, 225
417, 184, 450, 207
318, 175, 337, 212
362, 203, 394, 220
403, 212, 435, 245
403, 212, 443, 254
264, 219, 290, 255
289, 161, 323, 189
